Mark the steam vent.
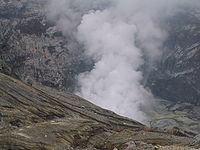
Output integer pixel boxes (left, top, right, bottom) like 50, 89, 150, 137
0, 0, 200, 149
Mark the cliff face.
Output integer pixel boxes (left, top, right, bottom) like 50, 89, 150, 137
0, 0, 92, 91
144, 9, 200, 132
0, 73, 199, 150
146, 9, 200, 105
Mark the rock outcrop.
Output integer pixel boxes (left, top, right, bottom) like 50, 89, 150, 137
0, 73, 199, 150
0, 0, 92, 91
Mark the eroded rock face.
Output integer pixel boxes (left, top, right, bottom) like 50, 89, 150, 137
146, 9, 200, 105
0, 0, 92, 92
0, 73, 199, 150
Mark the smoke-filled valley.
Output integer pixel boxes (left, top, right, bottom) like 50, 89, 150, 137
1, 0, 200, 149
46, 0, 200, 123
0, 0, 200, 130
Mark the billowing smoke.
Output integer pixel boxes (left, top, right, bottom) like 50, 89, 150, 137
46, 0, 200, 123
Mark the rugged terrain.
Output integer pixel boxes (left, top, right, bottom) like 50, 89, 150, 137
0, 72, 200, 150
0, 0, 92, 92
146, 8, 200, 106
0, 1, 200, 106
143, 8, 200, 132
0, 0, 200, 148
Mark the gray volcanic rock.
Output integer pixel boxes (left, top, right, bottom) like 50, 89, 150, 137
146, 9, 200, 105
0, 0, 92, 91
0, 73, 199, 150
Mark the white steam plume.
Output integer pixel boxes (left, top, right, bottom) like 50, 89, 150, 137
46, 0, 200, 123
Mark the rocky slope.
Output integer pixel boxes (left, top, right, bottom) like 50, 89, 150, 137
0, 72, 200, 150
